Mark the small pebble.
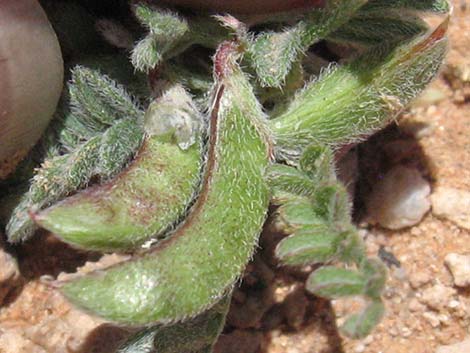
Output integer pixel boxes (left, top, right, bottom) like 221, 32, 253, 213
408, 298, 425, 312
355, 343, 366, 353
0, 245, 21, 305
444, 253, 470, 287
431, 187, 470, 231
366, 166, 431, 229
420, 284, 456, 311
422, 312, 441, 328
409, 271, 432, 289
436, 337, 470, 353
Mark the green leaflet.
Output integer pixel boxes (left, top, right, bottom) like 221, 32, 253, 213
35, 85, 203, 252
362, 258, 388, 299
270, 21, 448, 160
306, 266, 367, 298
341, 300, 386, 338
131, 3, 228, 72
267, 164, 317, 200
247, 0, 367, 88
275, 228, 341, 266
116, 296, 230, 353
58, 43, 271, 325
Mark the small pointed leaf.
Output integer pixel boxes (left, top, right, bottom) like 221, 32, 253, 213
299, 145, 335, 183
306, 267, 366, 298
340, 300, 385, 338
276, 228, 340, 266
267, 164, 317, 198
361, 258, 388, 299
278, 199, 325, 228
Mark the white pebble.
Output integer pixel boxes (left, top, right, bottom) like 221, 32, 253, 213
366, 166, 431, 229
431, 187, 470, 230
445, 253, 470, 287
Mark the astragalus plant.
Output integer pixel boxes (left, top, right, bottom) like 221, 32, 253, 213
0, 0, 449, 352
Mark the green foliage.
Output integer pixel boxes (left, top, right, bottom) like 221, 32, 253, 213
329, 11, 428, 46
269, 145, 386, 337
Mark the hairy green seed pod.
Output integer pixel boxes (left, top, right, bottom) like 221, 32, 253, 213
270, 21, 448, 159
57, 42, 271, 325
35, 85, 204, 252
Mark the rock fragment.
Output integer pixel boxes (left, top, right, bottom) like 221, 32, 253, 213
431, 187, 470, 230
420, 284, 456, 311
444, 253, 470, 287
436, 337, 470, 353
0, 243, 21, 305
366, 166, 431, 229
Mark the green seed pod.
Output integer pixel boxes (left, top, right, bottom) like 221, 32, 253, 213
35, 85, 204, 252
270, 21, 448, 159
57, 42, 271, 325
306, 266, 367, 298
340, 300, 385, 338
